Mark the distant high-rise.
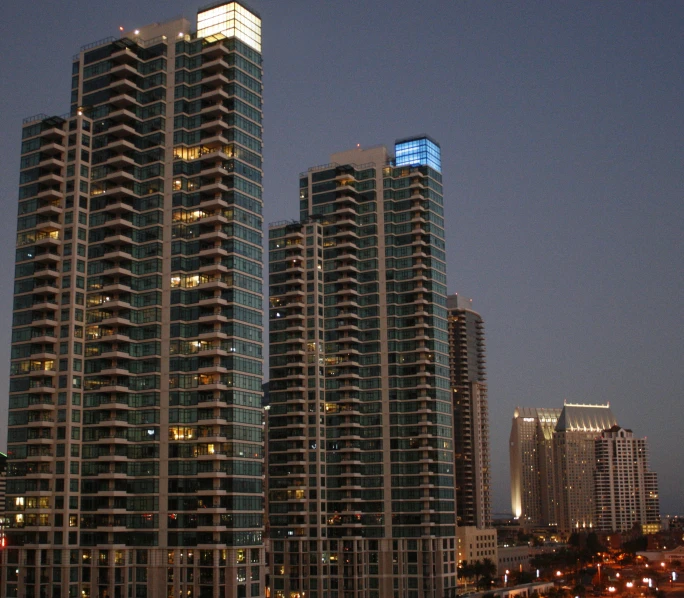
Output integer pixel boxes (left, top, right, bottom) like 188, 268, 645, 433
510, 403, 660, 535
5, 3, 265, 597
447, 294, 491, 528
0, 451, 7, 521
553, 403, 617, 532
267, 138, 459, 598
594, 426, 660, 533
509, 407, 562, 526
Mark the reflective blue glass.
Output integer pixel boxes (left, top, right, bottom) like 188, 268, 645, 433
394, 136, 441, 172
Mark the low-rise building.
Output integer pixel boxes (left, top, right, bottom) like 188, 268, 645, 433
637, 545, 684, 565
498, 545, 531, 575
457, 526, 498, 564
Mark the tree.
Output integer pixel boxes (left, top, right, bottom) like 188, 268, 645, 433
458, 560, 476, 583
573, 583, 586, 598
462, 558, 498, 589
586, 533, 604, 556
619, 553, 635, 566
481, 558, 497, 579
473, 558, 498, 590
622, 536, 647, 554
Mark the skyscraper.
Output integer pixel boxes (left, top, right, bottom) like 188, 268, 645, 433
553, 403, 617, 532
6, 3, 265, 597
510, 404, 661, 535
509, 407, 562, 527
594, 426, 660, 533
446, 295, 491, 528
267, 138, 459, 598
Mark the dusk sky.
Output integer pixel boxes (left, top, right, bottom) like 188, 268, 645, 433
0, 1, 681, 514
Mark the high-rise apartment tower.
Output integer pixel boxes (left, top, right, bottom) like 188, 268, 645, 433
446, 295, 491, 528
6, 3, 265, 597
594, 426, 660, 533
267, 138, 459, 598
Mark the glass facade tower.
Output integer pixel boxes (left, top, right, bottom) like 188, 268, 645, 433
267, 139, 458, 598
5, 3, 264, 597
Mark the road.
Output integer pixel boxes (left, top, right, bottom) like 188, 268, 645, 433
662, 580, 684, 598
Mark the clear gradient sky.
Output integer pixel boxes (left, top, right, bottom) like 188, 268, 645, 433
0, 0, 682, 514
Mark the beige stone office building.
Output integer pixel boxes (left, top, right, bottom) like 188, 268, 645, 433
456, 526, 497, 566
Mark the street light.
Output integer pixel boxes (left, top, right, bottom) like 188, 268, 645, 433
505, 570, 509, 587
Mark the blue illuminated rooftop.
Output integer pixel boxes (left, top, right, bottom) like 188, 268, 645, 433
394, 135, 441, 172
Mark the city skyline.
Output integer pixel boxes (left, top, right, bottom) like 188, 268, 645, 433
0, 0, 682, 518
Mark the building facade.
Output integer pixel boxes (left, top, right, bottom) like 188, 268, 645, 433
509, 407, 561, 527
456, 526, 497, 567
553, 403, 617, 533
267, 139, 458, 598
5, 3, 265, 597
447, 295, 491, 528
594, 425, 660, 533
496, 546, 530, 577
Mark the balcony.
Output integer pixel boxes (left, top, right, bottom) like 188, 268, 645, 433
109, 62, 138, 78
35, 187, 62, 201
109, 76, 140, 94
40, 140, 65, 156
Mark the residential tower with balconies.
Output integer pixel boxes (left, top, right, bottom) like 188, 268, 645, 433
6, 3, 265, 597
